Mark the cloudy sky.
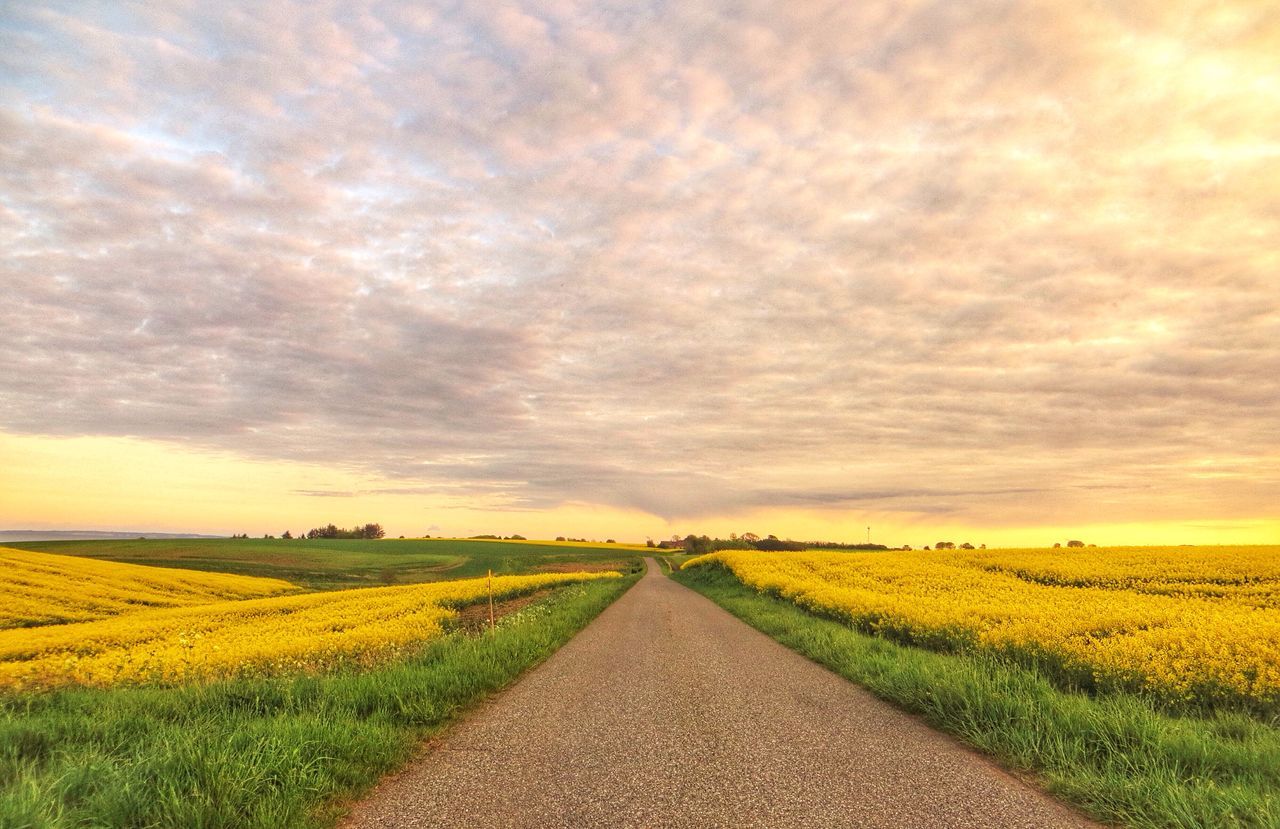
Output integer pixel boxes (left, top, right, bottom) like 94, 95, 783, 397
2, 1, 1277, 544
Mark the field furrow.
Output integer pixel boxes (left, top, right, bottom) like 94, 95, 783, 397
683, 546, 1280, 712
0, 546, 297, 628
0, 567, 620, 691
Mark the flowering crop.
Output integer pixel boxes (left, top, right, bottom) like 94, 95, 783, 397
0, 570, 619, 691
683, 547, 1280, 711
0, 546, 296, 629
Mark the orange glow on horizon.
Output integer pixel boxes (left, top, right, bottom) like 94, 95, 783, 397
3, 433, 1275, 547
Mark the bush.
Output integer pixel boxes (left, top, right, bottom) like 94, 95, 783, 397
306, 523, 385, 540
751, 537, 807, 552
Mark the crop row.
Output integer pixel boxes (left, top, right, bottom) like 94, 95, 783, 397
683, 547, 1280, 711
0, 546, 296, 629
0, 570, 619, 691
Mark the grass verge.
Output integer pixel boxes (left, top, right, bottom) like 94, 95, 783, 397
0, 574, 637, 829
672, 563, 1280, 829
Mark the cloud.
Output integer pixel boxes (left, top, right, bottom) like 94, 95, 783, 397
1, 0, 1278, 526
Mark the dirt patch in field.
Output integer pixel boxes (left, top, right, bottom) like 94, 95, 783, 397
449, 589, 555, 633
533, 561, 627, 574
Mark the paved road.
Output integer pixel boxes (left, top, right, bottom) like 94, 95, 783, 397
344, 559, 1098, 828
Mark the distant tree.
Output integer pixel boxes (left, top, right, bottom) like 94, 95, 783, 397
959, 542, 974, 550
1053, 542, 1061, 548
606, 539, 616, 543
901, 545, 913, 551
683, 534, 714, 555
1067, 540, 1085, 548
306, 522, 384, 540
556, 536, 566, 541
923, 545, 931, 550
282, 530, 293, 539
979, 544, 986, 549
508, 534, 526, 540
752, 536, 807, 552
742, 532, 760, 544
807, 540, 889, 551
935, 541, 955, 550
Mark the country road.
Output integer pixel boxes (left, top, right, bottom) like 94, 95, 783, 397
343, 559, 1098, 828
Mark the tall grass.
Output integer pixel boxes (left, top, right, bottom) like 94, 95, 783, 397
673, 565, 1280, 829
0, 575, 636, 829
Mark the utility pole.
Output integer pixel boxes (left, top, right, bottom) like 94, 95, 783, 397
866, 526, 871, 544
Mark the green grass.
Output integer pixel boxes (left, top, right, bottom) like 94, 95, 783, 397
0, 574, 638, 829
654, 552, 696, 570
7, 538, 643, 590
672, 563, 1280, 829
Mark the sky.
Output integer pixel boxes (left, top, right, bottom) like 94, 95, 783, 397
1, 1, 1278, 547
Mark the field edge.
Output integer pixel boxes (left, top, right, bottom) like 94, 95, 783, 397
0, 571, 642, 829
669, 563, 1280, 829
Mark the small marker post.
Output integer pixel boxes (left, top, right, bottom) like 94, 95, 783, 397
487, 569, 495, 634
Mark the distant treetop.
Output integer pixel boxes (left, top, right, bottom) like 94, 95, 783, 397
306, 523, 385, 540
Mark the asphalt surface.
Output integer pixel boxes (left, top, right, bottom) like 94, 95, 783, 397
343, 559, 1099, 828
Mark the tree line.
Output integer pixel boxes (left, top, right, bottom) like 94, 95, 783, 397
652, 533, 890, 556
304, 523, 385, 539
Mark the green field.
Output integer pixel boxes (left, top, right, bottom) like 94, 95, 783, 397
1, 576, 638, 828
672, 564, 1280, 829
7, 537, 644, 590
1, 539, 643, 827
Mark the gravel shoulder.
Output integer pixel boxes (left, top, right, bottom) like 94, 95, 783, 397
342, 558, 1100, 828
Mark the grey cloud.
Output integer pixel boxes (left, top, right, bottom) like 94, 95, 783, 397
1, 0, 1278, 526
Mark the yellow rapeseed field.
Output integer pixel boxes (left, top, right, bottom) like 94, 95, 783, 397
684, 546, 1280, 710
0, 546, 296, 629
0, 570, 618, 692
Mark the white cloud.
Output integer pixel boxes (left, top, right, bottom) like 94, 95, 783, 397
1, 0, 1277, 524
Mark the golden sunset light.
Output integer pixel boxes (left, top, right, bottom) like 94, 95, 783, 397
4, 5, 1280, 827
2, 2, 1276, 545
